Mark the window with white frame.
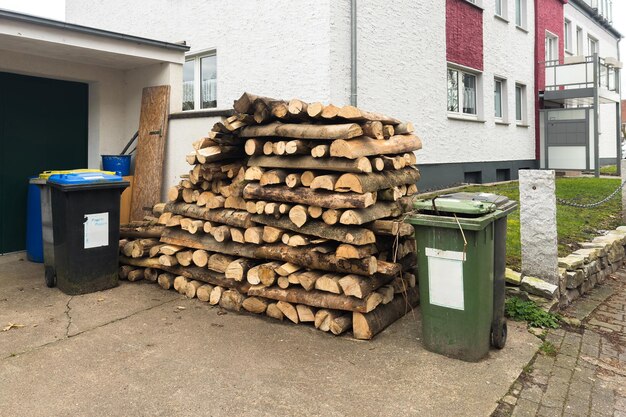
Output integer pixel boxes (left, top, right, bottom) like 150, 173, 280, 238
183, 51, 217, 111
588, 36, 598, 56
495, 0, 507, 18
494, 78, 507, 120
515, 83, 526, 123
448, 67, 479, 116
564, 20, 572, 52
545, 32, 558, 62
576, 26, 583, 55
515, 0, 527, 28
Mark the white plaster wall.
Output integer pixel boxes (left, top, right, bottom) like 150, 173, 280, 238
163, 116, 224, 200
564, 2, 620, 160
65, 0, 334, 107
330, 0, 536, 165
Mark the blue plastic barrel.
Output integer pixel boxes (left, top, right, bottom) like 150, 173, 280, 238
101, 155, 131, 176
26, 177, 44, 263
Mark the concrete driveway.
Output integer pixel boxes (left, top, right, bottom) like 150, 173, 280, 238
0, 253, 539, 417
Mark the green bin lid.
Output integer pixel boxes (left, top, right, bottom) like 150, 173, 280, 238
412, 197, 497, 216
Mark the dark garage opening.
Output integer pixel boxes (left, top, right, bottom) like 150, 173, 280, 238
0, 71, 88, 254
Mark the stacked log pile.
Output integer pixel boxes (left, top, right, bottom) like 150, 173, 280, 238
119, 92, 422, 340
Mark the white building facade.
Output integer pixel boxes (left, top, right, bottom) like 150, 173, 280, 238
65, 0, 538, 190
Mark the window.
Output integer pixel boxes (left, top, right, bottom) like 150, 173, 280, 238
182, 51, 217, 111
545, 32, 558, 62
588, 36, 598, 56
448, 67, 478, 116
515, 0, 527, 28
564, 20, 571, 52
515, 83, 526, 123
576, 26, 583, 55
494, 78, 507, 120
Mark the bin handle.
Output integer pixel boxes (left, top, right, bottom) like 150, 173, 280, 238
431, 196, 440, 215
453, 213, 468, 259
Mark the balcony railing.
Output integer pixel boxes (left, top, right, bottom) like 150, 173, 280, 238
543, 54, 621, 94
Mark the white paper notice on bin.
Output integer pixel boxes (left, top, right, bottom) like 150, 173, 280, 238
426, 247, 465, 310
84, 212, 109, 249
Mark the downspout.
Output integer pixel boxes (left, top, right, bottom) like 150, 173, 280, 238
350, 0, 357, 106
616, 36, 622, 176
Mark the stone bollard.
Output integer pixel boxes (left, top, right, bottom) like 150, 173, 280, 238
519, 170, 560, 289
622, 160, 626, 223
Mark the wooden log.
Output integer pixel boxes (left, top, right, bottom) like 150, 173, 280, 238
378, 187, 403, 202
285, 173, 302, 189
249, 155, 372, 174
329, 314, 353, 335
167, 186, 183, 202
175, 250, 194, 267
244, 184, 376, 209
157, 272, 175, 290
209, 286, 224, 305
180, 218, 204, 234
173, 276, 189, 293
244, 226, 264, 244
230, 227, 245, 243
307, 205, 323, 219
208, 253, 236, 273
211, 225, 231, 243
251, 215, 376, 245
127, 268, 145, 282
224, 196, 247, 211
383, 125, 394, 138
394, 122, 414, 134
352, 286, 420, 340
264, 202, 278, 215
258, 261, 282, 286
165, 214, 183, 227
246, 265, 261, 285
296, 304, 317, 322
288, 205, 308, 228
164, 202, 253, 228
239, 122, 363, 140
259, 169, 288, 186
266, 302, 284, 320
160, 228, 257, 259
335, 243, 378, 260
314, 273, 343, 294
119, 265, 135, 280
233, 92, 269, 114
219, 290, 245, 312
309, 175, 339, 191
278, 203, 292, 214
339, 202, 402, 225
158, 244, 183, 256
406, 183, 418, 196
277, 277, 290, 289
185, 280, 203, 298
314, 309, 334, 330
285, 140, 309, 155
244, 138, 265, 156
276, 301, 299, 323
361, 121, 384, 140
225, 258, 256, 281
330, 134, 422, 159
262, 226, 284, 243
295, 270, 322, 291
272, 141, 286, 155
255, 201, 267, 215
287, 235, 311, 247
300, 171, 315, 187
288, 99, 308, 117
244, 166, 265, 181
192, 250, 209, 268
310, 144, 330, 158
196, 284, 215, 302
337, 273, 395, 300
376, 285, 395, 304
334, 167, 421, 193
337, 105, 401, 124
306, 102, 323, 118
275, 262, 301, 276
120, 225, 165, 239
242, 297, 268, 314
159, 254, 178, 267
369, 220, 414, 237
321, 208, 342, 225
249, 286, 383, 313
262, 141, 274, 155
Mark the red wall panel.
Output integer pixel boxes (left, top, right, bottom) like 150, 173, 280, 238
446, 0, 483, 70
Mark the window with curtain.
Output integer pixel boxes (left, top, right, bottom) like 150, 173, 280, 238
515, 84, 525, 122
183, 60, 195, 111
447, 67, 479, 117
182, 51, 217, 110
494, 79, 503, 119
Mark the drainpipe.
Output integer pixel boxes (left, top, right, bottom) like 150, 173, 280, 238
350, 0, 357, 106
616, 37, 622, 176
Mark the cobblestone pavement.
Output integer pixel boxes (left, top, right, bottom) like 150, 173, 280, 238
495, 270, 626, 417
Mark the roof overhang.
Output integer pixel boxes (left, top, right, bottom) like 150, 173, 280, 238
0, 9, 190, 70
568, 0, 622, 39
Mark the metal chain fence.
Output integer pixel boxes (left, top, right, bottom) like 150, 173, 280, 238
556, 180, 626, 208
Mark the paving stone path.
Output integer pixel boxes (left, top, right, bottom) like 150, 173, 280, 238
496, 270, 626, 417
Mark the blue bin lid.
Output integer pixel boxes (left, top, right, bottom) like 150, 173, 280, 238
48, 172, 124, 185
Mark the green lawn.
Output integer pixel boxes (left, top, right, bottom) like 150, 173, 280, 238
458, 178, 623, 270
600, 165, 618, 176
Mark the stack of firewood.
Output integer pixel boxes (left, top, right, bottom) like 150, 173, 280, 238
119, 92, 422, 340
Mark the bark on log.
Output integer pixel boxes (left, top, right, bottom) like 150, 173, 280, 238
338, 273, 395, 299
219, 290, 245, 312
330, 135, 422, 159
248, 286, 383, 313
329, 314, 353, 335
251, 214, 376, 245
242, 297, 269, 314
196, 284, 215, 302
335, 243, 378, 260
239, 122, 363, 140
160, 228, 257, 258
339, 202, 403, 225
244, 183, 376, 209
164, 202, 253, 228
337, 105, 402, 124
369, 220, 415, 237
248, 155, 372, 174
157, 272, 175, 290
352, 286, 420, 340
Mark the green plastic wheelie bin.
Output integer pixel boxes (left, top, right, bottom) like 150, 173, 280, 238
406, 195, 515, 362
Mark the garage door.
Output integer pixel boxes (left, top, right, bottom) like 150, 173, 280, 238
0, 72, 88, 254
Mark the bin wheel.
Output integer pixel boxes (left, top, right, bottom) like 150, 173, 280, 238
45, 268, 56, 288
491, 320, 507, 349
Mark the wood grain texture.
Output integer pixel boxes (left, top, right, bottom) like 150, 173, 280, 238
130, 85, 171, 221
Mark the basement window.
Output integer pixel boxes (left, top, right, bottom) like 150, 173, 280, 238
183, 51, 217, 111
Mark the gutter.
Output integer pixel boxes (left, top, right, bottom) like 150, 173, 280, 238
0, 8, 190, 52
